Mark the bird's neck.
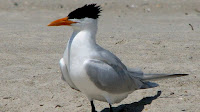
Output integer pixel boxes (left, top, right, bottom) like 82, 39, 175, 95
66, 22, 98, 72
71, 21, 98, 45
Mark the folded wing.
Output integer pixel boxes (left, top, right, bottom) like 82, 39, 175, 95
84, 59, 144, 94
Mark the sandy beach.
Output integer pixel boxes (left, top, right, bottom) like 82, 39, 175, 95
0, 0, 200, 112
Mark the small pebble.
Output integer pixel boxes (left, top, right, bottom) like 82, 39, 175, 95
179, 97, 183, 100
126, 4, 137, 8
77, 104, 82, 107
115, 39, 124, 45
55, 105, 62, 108
144, 8, 151, 12
60, 5, 63, 8
130, 4, 136, 8
14, 2, 18, 6
3, 97, 12, 99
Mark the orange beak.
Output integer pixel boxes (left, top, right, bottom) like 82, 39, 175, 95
48, 17, 77, 26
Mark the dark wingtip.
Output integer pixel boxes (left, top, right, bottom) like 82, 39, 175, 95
173, 74, 189, 77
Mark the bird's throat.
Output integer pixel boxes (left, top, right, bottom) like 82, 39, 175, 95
67, 25, 98, 74
67, 31, 78, 74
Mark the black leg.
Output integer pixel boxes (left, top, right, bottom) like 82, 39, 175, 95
90, 101, 96, 112
109, 103, 113, 112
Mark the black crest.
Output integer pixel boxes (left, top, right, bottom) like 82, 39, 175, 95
68, 4, 102, 19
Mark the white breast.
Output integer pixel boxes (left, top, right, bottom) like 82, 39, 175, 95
63, 28, 130, 104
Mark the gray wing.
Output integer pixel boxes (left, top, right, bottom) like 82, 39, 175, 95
98, 49, 127, 70
59, 58, 79, 91
84, 59, 144, 94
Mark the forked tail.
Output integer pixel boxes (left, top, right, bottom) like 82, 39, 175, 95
141, 73, 188, 81
128, 68, 189, 81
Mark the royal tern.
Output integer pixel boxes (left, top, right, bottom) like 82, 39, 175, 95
48, 4, 188, 112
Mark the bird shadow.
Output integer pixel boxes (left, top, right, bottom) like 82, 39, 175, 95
100, 91, 162, 112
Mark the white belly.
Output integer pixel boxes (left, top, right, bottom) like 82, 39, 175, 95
69, 57, 130, 104
64, 30, 131, 104
69, 57, 102, 97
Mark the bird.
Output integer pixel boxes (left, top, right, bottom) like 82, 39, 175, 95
48, 4, 188, 112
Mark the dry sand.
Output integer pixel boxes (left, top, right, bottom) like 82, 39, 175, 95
0, 0, 200, 112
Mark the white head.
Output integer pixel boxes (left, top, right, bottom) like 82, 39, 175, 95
69, 18, 98, 31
